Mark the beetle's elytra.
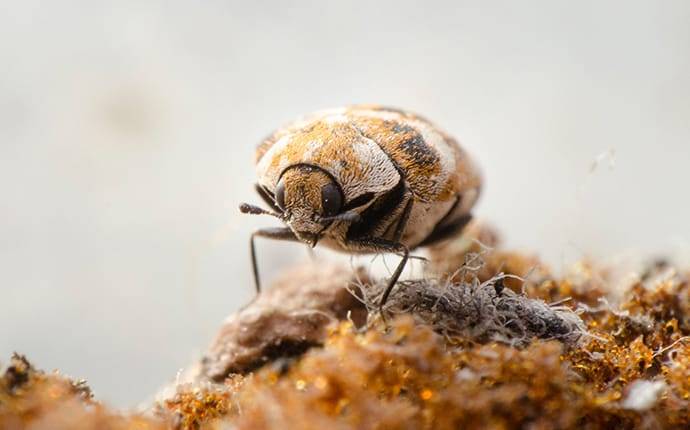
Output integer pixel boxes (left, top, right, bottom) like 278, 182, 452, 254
240, 105, 482, 308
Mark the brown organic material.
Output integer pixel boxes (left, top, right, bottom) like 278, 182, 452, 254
3, 231, 690, 429
201, 261, 368, 381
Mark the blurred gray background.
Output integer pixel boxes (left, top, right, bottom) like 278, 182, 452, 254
1, 0, 689, 408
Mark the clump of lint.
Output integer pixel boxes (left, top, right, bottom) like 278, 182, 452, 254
358, 255, 586, 347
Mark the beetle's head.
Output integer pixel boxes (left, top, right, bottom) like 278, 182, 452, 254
273, 165, 354, 246
240, 165, 362, 247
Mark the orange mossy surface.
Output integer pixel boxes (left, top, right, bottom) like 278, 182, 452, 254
0, 354, 166, 430
2, 223, 690, 429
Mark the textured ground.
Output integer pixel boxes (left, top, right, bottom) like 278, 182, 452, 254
2, 222, 689, 429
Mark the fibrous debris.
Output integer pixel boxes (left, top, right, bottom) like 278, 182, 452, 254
364, 275, 585, 346
200, 250, 585, 387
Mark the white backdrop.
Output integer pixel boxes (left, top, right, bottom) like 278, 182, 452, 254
1, 0, 689, 407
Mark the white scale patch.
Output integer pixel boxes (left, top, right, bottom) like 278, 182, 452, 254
256, 115, 400, 200
341, 140, 400, 195
323, 137, 401, 201
402, 199, 455, 247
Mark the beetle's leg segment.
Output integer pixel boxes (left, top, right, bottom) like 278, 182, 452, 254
345, 186, 415, 310
380, 243, 409, 310
380, 196, 414, 306
250, 227, 299, 294
346, 237, 410, 310
392, 195, 414, 244
384, 192, 415, 261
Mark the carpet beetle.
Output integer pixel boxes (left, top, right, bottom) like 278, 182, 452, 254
240, 105, 482, 308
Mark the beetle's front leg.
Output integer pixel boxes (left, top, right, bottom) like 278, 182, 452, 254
250, 227, 299, 294
346, 237, 409, 311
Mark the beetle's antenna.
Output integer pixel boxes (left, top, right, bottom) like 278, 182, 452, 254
320, 211, 361, 224
239, 203, 284, 220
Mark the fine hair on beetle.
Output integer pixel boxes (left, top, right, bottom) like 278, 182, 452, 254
241, 106, 482, 309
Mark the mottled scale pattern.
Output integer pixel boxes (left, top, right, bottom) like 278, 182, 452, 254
258, 107, 477, 200
254, 105, 481, 249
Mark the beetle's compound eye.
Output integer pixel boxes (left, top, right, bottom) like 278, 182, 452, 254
321, 183, 342, 217
274, 180, 286, 211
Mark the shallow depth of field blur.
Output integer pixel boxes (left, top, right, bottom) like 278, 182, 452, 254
1, 1, 689, 407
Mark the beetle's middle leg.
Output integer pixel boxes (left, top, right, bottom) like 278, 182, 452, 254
347, 236, 410, 312
392, 197, 413, 243
250, 227, 299, 294
392, 197, 428, 262
347, 195, 415, 311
